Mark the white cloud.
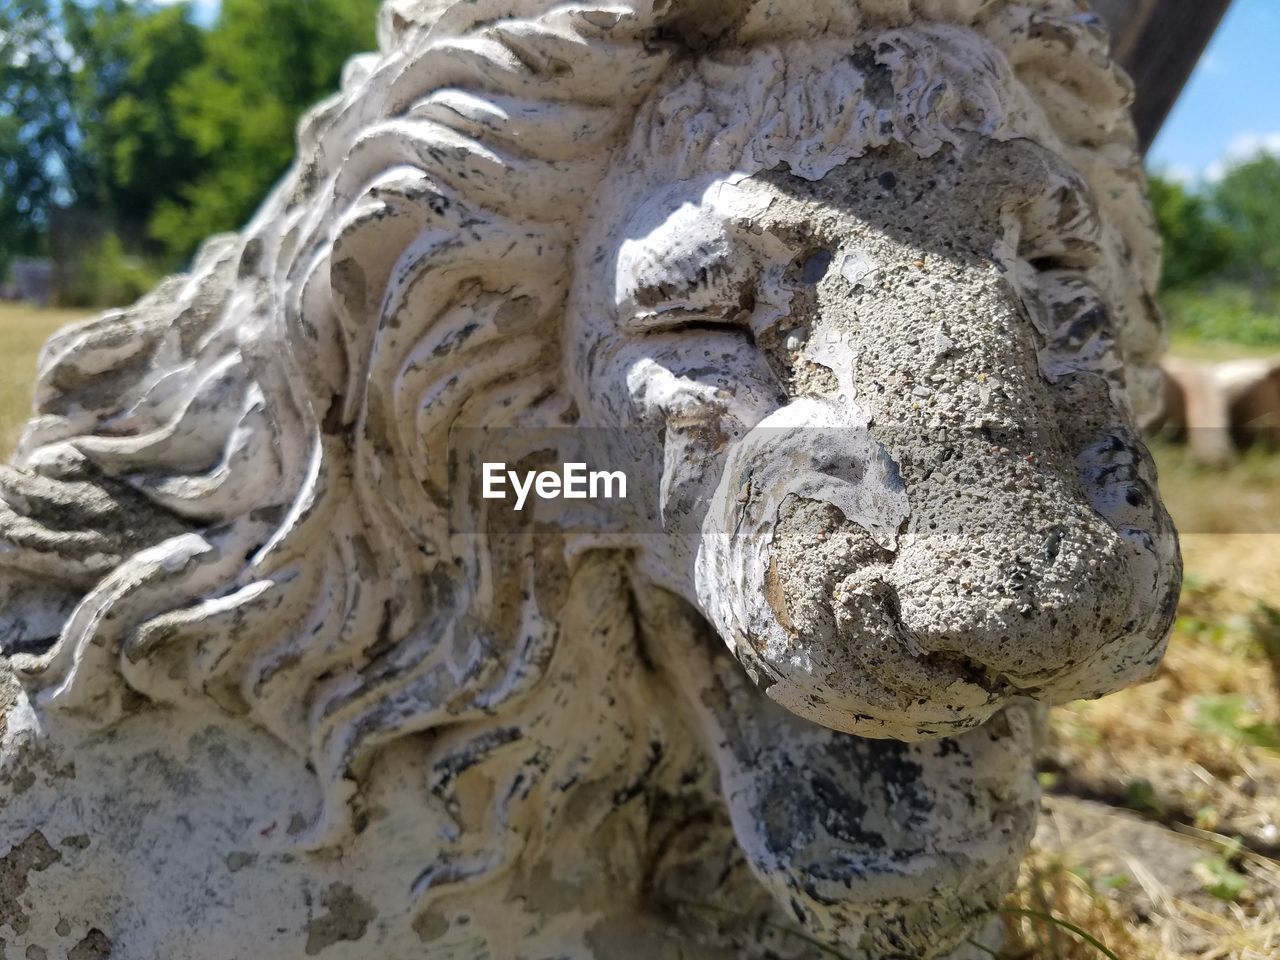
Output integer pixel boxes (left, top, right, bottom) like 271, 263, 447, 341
1206, 131, 1280, 182
1224, 131, 1280, 159
1160, 164, 1199, 186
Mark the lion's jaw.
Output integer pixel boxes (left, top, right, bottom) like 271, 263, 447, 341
573, 140, 1180, 742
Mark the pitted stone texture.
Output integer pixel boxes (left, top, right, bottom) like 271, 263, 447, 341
617, 144, 1178, 739
0, 1, 1177, 957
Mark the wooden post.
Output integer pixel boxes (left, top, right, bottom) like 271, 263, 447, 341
1093, 0, 1234, 152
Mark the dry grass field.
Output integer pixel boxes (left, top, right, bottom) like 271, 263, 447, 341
0, 304, 87, 456
1, 302, 1278, 957
1017, 530, 1280, 960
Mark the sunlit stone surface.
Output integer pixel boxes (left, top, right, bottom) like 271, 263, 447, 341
0, 2, 1179, 956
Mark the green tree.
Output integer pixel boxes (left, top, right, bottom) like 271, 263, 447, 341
0, 0, 89, 271
66, 0, 207, 247
1151, 157, 1280, 349
151, 0, 378, 261
1147, 173, 1231, 292
0, 0, 205, 276
1214, 153, 1280, 294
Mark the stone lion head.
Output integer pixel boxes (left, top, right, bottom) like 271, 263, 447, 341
0, 1, 1178, 957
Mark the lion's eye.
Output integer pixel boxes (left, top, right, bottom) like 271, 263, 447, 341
627, 302, 752, 332
623, 261, 758, 333
614, 205, 769, 334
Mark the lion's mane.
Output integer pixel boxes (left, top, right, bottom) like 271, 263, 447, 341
0, 0, 1155, 900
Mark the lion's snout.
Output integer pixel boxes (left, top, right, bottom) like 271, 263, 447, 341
890, 503, 1137, 691
696, 405, 1174, 741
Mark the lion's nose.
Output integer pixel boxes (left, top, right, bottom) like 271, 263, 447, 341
891, 471, 1136, 695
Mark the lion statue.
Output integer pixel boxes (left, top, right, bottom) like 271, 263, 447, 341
0, 1, 1180, 957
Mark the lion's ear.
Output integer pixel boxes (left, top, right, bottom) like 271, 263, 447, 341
653, 0, 755, 49
652, 0, 872, 51
376, 0, 453, 51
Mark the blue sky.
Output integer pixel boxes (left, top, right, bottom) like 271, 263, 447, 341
152, 0, 219, 27
156, 0, 1275, 178
1148, 0, 1280, 181
189, 0, 219, 26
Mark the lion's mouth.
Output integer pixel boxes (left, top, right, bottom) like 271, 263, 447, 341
841, 571, 1019, 701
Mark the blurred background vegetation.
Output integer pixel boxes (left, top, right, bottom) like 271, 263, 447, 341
1150, 159, 1280, 354
1, 0, 379, 305
3, 0, 1279, 345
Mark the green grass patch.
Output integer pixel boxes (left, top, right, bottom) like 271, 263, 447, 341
1190, 693, 1280, 751
1163, 285, 1280, 354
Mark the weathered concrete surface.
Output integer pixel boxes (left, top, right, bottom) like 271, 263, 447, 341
0, 1, 1179, 956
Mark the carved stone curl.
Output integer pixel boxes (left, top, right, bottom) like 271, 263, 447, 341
0, 1, 1180, 957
